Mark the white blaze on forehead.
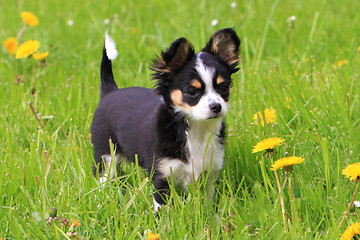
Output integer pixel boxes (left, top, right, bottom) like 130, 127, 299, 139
195, 53, 215, 90
195, 53, 221, 103
176, 53, 229, 121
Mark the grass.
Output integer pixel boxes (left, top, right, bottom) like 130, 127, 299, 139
1, 0, 360, 238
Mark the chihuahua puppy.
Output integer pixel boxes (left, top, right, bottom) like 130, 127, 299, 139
92, 28, 240, 211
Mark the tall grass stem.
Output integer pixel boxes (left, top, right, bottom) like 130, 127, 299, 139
338, 180, 359, 228
274, 170, 287, 232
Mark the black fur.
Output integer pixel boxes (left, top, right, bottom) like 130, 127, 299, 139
100, 47, 118, 98
202, 28, 241, 73
151, 37, 195, 105
91, 28, 241, 209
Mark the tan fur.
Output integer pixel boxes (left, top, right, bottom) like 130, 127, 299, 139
154, 58, 170, 73
211, 33, 239, 66
191, 80, 202, 89
171, 89, 191, 109
227, 57, 240, 66
211, 36, 221, 54
216, 76, 224, 85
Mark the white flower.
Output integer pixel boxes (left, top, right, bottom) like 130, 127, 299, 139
354, 201, 360, 208
210, 19, 218, 26
67, 19, 74, 26
104, 18, 110, 25
230, 2, 237, 8
286, 16, 296, 23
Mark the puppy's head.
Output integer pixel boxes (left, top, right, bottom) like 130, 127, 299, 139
152, 28, 240, 121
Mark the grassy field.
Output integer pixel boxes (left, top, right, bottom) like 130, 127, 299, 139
1, 0, 360, 239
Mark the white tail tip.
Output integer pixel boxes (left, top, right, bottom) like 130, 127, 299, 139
105, 31, 118, 61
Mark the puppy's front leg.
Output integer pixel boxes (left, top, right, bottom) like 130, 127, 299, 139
152, 175, 170, 212
204, 173, 217, 201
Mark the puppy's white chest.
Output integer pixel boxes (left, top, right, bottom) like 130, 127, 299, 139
186, 126, 223, 179
159, 120, 224, 189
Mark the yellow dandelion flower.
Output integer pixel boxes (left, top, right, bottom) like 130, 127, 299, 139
67, 219, 81, 234
20, 11, 39, 27
3, 37, 18, 55
357, 46, 360, 52
341, 222, 360, 240
253, 108, 276, 126
33, 51, 49, 61
285, 97, 292, 109
253, 111, 264, 126
270, 156, 304, 171
131, 26, 137, 35
252, 137, 285, 153
147, 232, 160, 240
333, 59, 349, 68
342, 163, 360, 182
264, 109, 276, 124
15, 40, 40, 59
303, 58, 315, 63
70, 219, 81, 228
338, 60, 349, 67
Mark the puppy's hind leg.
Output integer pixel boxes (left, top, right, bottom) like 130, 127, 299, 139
94, 153, 122, 207
99, 153, 122, 184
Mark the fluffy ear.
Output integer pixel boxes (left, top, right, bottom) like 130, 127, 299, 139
152, 37, 195, 77
203, 28, 240, 72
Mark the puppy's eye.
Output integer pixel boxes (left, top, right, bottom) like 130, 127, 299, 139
219, 84, 229, 94
187, 88, 199, 97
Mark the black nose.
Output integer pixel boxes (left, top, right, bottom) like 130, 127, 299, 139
209, 103, 222, 114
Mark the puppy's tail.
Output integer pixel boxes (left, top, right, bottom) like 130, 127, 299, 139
100, 31, 119, 98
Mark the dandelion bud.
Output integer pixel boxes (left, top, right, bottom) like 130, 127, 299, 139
49, 207, 57, 218
245, 223, 256, 234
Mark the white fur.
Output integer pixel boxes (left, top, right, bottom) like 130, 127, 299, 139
153, 197, 162, 212
105, 31, 118, 61
172, 54, 228, 120
195, 53, 215, 86
161, 55, 226, 190
99, 153, 122, 184
189, 54, 228, 120
159, 118, 224, 192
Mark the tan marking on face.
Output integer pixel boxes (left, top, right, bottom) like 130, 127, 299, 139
191, 80, 202, 89
171, 89, 191, 109
216, 76, 224, 85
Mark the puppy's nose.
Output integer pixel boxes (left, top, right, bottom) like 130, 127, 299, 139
209, 103, 222, 114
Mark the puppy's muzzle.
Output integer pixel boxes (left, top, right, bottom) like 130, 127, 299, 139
209, 102, 222, 114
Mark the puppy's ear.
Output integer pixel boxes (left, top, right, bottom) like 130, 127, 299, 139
203, 28, 240, 72
152, 37, 195, 77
